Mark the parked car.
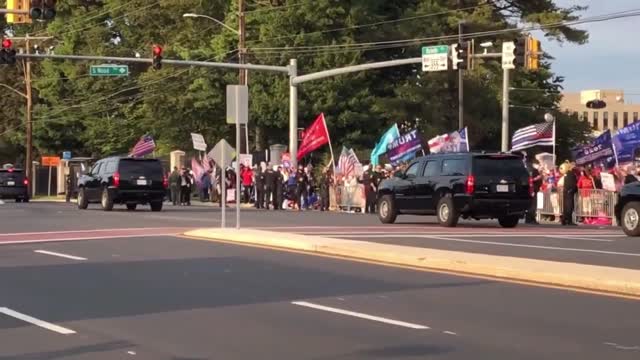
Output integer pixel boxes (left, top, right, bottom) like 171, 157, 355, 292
615, 182, 640, 236
77, 156, 167, 211
377, 152, 533, 227
0, 167, 29, 202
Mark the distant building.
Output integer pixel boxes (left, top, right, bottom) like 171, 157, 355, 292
560, 90, 640, 131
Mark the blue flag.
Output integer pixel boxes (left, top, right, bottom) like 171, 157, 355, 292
370, 124, 400, 166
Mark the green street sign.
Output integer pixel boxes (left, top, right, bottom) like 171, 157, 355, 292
90, 64, 129, 77
422, 45, 449, 55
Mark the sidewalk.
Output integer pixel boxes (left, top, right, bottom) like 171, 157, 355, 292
184, 228, 640, 298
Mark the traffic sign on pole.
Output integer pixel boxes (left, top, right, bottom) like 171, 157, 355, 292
421, 45, 449, 72
502, 42, 516, 70
90, 64, 129, 77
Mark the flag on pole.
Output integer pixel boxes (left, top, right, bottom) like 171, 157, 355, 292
130, 134, 156, 157
370, 123, 400, 166
428, 128, 470, 154
297, 113, 331, 161
511, 121, 554, 151
338, 147, 360, 178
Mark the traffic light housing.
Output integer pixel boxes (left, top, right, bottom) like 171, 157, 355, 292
29, 0, 56, 21
514, 37, 527, 68
7, 0, 31, 24
527, 36, 541, 71
451, 41, 471, 70
0, 39, 17, 65
152, 45, 163, 70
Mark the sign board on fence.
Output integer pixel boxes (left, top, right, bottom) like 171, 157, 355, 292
226, 188, 235, 203
90, 64, 129, 77
208, 139, 235, 168
282, 152, 291, 168
600, 173, 617, 192
239, 154, 253, 168
62, 151, 72, 160
41, 156, 60, 167
226, 85, 248, 125
191, 133, 207, 152
421, 45, 449, 72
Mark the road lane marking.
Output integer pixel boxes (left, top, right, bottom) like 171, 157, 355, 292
0, 307, 76, 335
422, 236, 640, 257
0, 234, 178, 246
545, 236, 614, 242
443, 331, 458, 336
0, 227, 184, 237
34, 250, 87, 261
300, 233, 624, 238
291, 301, 429, 329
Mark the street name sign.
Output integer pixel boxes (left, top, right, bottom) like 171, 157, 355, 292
422, 45, 449, 72
90, 64, 129, 77
502, 42, 516, 70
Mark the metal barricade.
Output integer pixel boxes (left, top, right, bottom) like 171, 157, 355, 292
537, 189, 618, 225
574, 189, 618, 226
334, 184, 365, 212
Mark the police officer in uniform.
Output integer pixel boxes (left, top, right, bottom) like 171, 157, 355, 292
319, 167, 332, 211
264, 165, 276, 210
255, 164, 266, 209
275, 166, 285, 210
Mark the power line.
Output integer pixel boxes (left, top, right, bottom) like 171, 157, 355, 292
245, 1, 309, 14
246, 4, 489, 45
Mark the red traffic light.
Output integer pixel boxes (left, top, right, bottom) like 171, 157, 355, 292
2, 39, 12, 49
152, 45, 163, 56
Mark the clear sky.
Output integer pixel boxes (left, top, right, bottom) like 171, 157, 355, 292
537, 0, 640, 102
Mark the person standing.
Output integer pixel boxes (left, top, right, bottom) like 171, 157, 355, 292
275, 166, 285, 210
561, 162, 578, 226
169, 166, 181, 206
319, 167, 332, 211
526, 161, 543, 224
264, 165, 276, 210
255, 162, 266, 209
180, 168, 192, 206
241, 165, 254, 204
359, 165, 376, 214
295, 165, 308, 210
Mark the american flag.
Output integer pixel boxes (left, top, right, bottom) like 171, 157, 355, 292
130, 135, 156, 157
511, 121, 554, 151
338, 147, 360, 178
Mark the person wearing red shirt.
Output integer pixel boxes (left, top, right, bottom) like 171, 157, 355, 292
241, 165, 254, 204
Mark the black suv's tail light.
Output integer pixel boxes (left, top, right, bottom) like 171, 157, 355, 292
465, 175, 475, 195
162, 175, 168, 189
529, 176, 534, 197
113, 172, 121, 188
23, 178, 28, 186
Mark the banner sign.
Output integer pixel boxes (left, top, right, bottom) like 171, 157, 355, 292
573, 130, 615, 166
387, 129, 423, 165
613, 122, 640, 164
191, 133, 207, 152
428, 128, 470, 154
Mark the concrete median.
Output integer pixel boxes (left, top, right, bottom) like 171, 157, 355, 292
184, 228, 640, 297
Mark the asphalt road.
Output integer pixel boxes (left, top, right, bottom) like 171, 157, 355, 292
0, 201, 636, 270
1, 234, 639, 359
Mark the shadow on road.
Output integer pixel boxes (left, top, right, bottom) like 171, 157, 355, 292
0, 340, 134, 360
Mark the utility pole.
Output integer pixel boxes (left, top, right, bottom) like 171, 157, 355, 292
24, 34, 33, 195
501, 68, 510, 152
238, 0, 249, 153
457, 0, 464, 129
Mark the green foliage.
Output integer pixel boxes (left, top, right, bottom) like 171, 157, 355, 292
0, 0, 591, 163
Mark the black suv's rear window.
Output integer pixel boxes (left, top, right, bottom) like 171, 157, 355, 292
119, 159, 163, 179
0, 169, 24, 180
473, 156, 528, 177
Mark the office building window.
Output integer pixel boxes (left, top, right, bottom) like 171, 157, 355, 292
624, 112, 629, 127
593, 112, 599, 129
634, 112, 639, 122
603, 111, 609, 129
582, 111, 589, 122
613, 112, 619, 129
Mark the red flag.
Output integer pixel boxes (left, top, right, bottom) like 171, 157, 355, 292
297, 113, 330, 161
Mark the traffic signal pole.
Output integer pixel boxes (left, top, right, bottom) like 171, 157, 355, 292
501, 68, 510, 152
24, 34, 33, 195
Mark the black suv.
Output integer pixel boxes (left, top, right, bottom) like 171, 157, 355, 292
77, 157, 167, 211
377, 153, 533, 228
0, 168, 29, 202
615, 182, 640, 236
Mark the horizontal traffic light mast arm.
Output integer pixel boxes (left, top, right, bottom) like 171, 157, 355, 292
15, 53, 291, 74
0, 8, 28, 14
292, 57, 422, 85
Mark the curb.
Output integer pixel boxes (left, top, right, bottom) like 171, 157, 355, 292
184, 228, 640, 298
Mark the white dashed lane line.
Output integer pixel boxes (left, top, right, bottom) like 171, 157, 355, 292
34, 250, 87, 261
0, 307, 76, 335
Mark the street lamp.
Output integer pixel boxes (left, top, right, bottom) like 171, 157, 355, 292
182, 13, 240, 35
544, 113, 555, 122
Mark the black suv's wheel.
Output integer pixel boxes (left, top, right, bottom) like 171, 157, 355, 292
498, 215, 520, 228
77, 188, 88, 209
22, 197, 29, 203
15, 198, 21, 203
126, 204, 137, 211
437, 196, 459, 227
150, 201, 163, 212
101, 188, 114, 211
622, 202, 640, 236
377, 195, 397, 224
